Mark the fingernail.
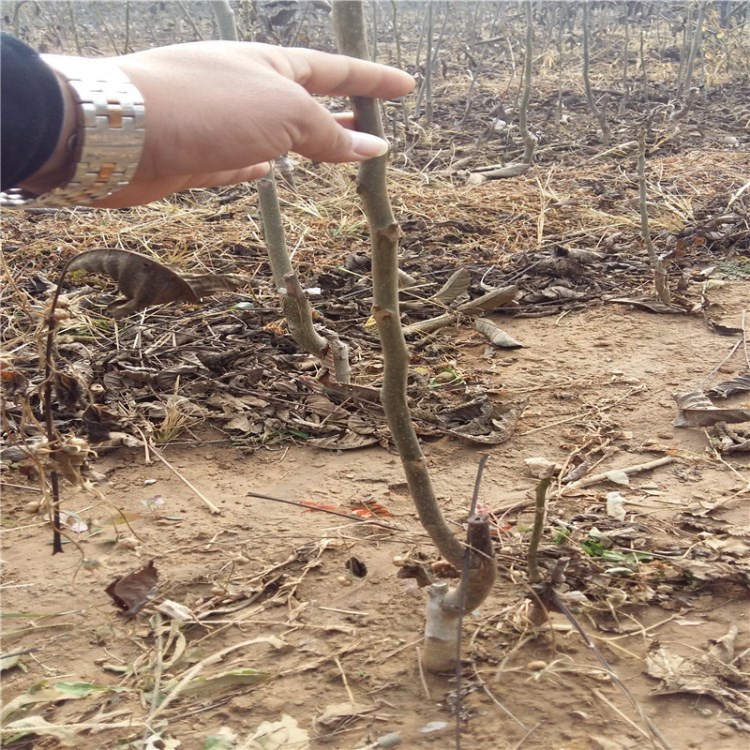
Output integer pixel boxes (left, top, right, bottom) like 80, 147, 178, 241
349, 131, 389, 159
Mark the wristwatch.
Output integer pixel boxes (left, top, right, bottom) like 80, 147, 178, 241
0, 55, 146, 208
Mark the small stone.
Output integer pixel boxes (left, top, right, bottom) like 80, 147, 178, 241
375, 732, 402, 748
526, 660, 547, 671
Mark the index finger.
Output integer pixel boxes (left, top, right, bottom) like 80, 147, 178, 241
267, 45, 416, 99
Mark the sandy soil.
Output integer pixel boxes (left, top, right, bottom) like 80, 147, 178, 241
2, 3, 750, 749
3, 282, 748, 750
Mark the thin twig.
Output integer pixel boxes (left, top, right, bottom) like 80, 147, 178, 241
527, 472, 553, 584
147, 442, 220, 514
143, 613, 165, 744
416, 647, 431, 700
453, 454, 490, 749
562, 456, 676, 491
510, 722, 542, 750
245, 490, 409, 533
333, 655, 355, 703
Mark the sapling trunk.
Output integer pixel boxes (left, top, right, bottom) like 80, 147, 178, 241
637, 126, 671, 305
415, 0, 433, 122
555, 5, 565, 125
638, 15, 648, 102
209, 0, 239, 41
258, 172, 351, 382
257, 173, 293, 290
123, 0, 131, 54
582, 2, 610, 146
620, 7, 630, 114
459, 2, 502, 127
331, 0, 496, 673
389, 0, 412, 140
681, 1, 706, 94
518, 0, 537, 164
66, 1, 83, 55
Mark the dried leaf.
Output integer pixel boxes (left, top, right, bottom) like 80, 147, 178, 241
525, 457, 561, 478
604, 470, 631, 487
306, 432, 379, 450
432, 268, 471, 305
468, 162, 531, 182
0, 653, 21, 672
707, 372, 750, 399
246, 714, 310, 750
2, 716, 77, 747
314, 702, 372, 730
608, 297, 684, 314
225, 414, 253, 433
474, 318, 524, 348
176, 668, 268, 697
105, 559, 159, 615
673, 391, 750, 427
646, 637, 750, 730
144, 735, 180, 750
202, 727, 237, 750
456, 285, 517, 314
438, 396, 524, 445
541, 285, 585, 300
182, 272, 246, 298
708, 423, 750, 454
67, 249, 198, 318
565, 247, 604, 264
606, 492, 627, 521
156, 599, 195, 622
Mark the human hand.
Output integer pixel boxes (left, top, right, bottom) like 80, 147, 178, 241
89, 41, 414, 207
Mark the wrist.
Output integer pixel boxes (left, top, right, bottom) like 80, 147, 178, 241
18, 70, 81, 196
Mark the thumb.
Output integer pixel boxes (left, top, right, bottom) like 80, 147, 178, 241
347, 130, 390, 160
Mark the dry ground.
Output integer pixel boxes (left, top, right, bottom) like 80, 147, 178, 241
2, 279, 749, 750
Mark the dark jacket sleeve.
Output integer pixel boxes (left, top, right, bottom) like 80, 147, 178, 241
1, 32, 64, 190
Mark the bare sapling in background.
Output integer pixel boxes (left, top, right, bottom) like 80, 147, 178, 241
583, 1, 611, 146
518, 0, 537, 164
637, 120, 672, 305
210, 0, 351, 382
331, 0, 496, 674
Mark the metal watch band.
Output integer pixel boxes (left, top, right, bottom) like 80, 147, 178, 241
0, 55, 145, 208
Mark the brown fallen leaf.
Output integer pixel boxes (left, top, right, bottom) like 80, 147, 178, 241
475, 318, 524, 348
68, 249, 198, 318
438, 396, 525, 445
105, 559, 159, 615
646, 630, 750, 732
432, 268, 471, 305
673, 391, 750, 428
314, 702, 373, 731
67, 248, 245, 318
707, 372, 750, 399
608, 297, 685, 314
